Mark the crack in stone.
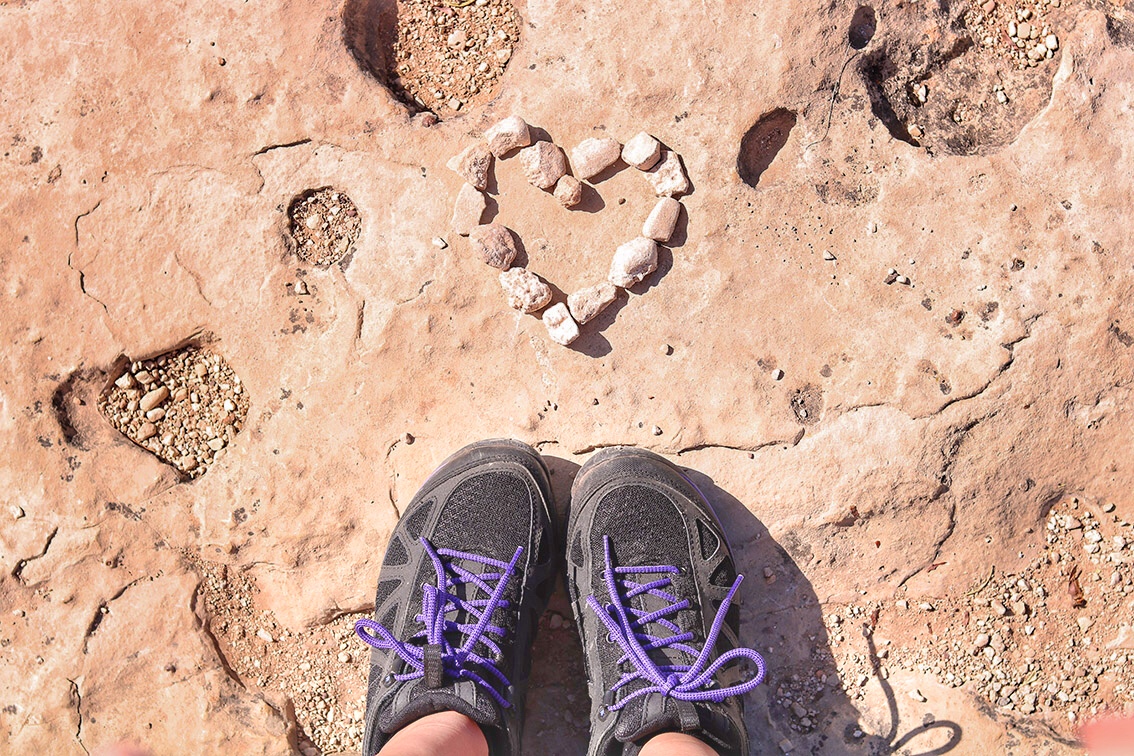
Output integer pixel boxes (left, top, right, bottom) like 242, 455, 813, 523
82, 574, 152, 653
395, 279, 433, 305
66, 678, 89, 755
172, 249, 214, 307
897, 415, 986, 588
252, 139, 313, 157
189, 586, 247, 689
11, 526, 59, 582
66, 249, 110, 316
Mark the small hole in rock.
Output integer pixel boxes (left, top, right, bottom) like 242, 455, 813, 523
737, 108, 797, 188
848, 6, 877, 50
287, 187, 361, 267
343, 0, 520, 118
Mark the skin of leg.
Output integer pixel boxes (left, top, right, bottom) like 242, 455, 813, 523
639, 731, 720, 756
378, 711, 489, 756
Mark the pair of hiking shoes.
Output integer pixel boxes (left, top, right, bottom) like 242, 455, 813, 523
354, 439, 766, 755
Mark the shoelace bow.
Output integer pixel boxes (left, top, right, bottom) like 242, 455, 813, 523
586, 535, 766, 709
355, 537, 523, 708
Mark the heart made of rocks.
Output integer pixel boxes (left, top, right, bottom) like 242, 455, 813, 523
448, 115, 688, 346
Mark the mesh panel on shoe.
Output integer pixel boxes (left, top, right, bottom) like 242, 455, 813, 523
433, 471, 535, 559
710, 555, 736, 587
402, 499, 433, 539
384, 535, 409, 566
697, 519, 720, 560
374, 579, 401, 614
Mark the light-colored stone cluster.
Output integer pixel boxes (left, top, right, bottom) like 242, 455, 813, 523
98, 346, 249, 478
446, 117, 690, 347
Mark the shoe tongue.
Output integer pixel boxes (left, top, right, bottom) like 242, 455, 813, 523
379, 677, 505, 740
615, 692, 740, 753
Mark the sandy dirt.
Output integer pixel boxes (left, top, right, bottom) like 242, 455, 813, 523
2, 0, 1134, 753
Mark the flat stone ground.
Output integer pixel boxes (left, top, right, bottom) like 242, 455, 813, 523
2, 0, 1133, 754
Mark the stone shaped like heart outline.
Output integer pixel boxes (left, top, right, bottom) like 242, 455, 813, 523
448, 115, 688, 347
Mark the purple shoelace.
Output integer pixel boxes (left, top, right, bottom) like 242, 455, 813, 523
586, 535, 766, 708
355, 537, 523, 708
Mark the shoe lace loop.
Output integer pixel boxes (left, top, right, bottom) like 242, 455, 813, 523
586, 535, 766, 709
355, 537, 523, 708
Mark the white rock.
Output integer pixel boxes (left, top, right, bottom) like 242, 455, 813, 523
114, 372, 136, 389
451, 183, 487, 236
568, 282, 618, 324
622, 131, 662, 170
570, 137, 621, 180
484, 115, 531, 157
1046, 34, 1059, 50
642, 197, 681, 242
519, 141, 567, 190
542, 303, 580, 346
553, 175, 584, 208
609, 237, 658, 288
469, 223, 518, 269
139, 386, 170, 412
499, 268, 552, 313
446, 143, 494, 190
643, 151, 689, 197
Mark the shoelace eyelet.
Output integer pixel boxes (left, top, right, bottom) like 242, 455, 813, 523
598, 705, 609, 720
383, 673, 395, 686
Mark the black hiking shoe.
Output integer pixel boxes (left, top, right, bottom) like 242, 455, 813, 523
566, 447, 766, 756
354, 439, 557, 756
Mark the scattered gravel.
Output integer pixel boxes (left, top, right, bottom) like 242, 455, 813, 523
185, 552, 368, 756
386, 0, 520, 117
965, 0, 1062, 71
818, 496, 1133, 736
99, 346, 249, 478
288, 188, 362, 266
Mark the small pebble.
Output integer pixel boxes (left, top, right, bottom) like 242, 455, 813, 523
432, 237, 448, 249
570, 137, 622, 180
622, 132, 663, 170
484, 115, 532, 158
568, 282, 618, 324
553, 175, 584, 208
975, 633, 990, 648
499, 268, 553, 313
652, 425, 663, 436
139, 386, 170, 412
609, 237, 658, 288
114, 373, 136, 389
469, 223, 518, 269
519, 141, 568, 190
642, 197, 682, 242
643, 150, 689, 197
823, 251, 836, 261
772, 369, 785, 381
257, 629, 274, 643
446, 143, 494, 190
542, 303, 580, 346
910, 689, 927, 703
451, 183, 487, 236
10, 505, 25, 520
338, 652, 352, 663
294, 280, 309, 296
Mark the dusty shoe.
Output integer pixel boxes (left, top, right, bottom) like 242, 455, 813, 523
566, 447, 765, 755
354, 439, 557, 756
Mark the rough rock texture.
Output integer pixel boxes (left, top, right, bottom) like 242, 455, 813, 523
643, 150, 690, 196
642, 196, 682, 242
609, 237, 659, 288
446, 142, 494, 190
500, 268, 552, 313
468, 222, 518, 270
553, 175, 584, 208
542, 303, 580, 346
622, 131, 663, 170
3, 1, 1133, 754
451, 182, 487, 236
568, 282, 619, 324
570, 137, 622, 180
519, 141, 568, 190
484, 114, 532, 157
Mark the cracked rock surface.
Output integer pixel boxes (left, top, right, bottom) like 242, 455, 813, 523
1, 1, 1133, 755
